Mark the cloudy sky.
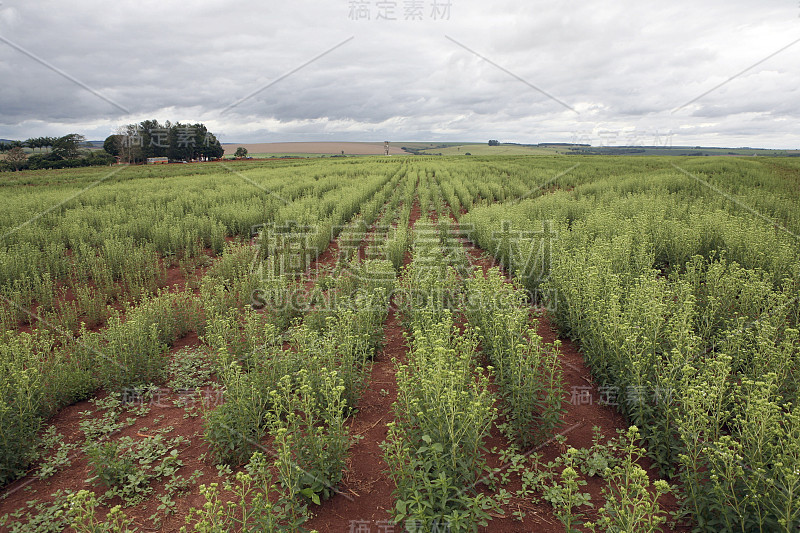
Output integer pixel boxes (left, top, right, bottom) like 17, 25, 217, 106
0, 0, 798, 147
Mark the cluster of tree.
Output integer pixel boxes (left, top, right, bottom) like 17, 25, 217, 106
25, 150, 115, 170
488, 140, 500, 146
104, 120, 224, 163
24, 137, 58, 152
0, 133, 115, 172
0, 137, 58, 153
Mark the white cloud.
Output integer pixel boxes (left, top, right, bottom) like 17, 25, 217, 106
0, 0, 797, 147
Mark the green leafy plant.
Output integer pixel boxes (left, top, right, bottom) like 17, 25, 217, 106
84, 434, 185, 506
540, 448, 593, 533
586, 427, 671, 533
268, 367, 350, 504
167, 346, 213, 392
66, 490, 136, 533
182, 452, 310, 532
35, 426, 77, 480
0, 490, 71, 533
202, 362, 270, 466
573, 426, 621, 478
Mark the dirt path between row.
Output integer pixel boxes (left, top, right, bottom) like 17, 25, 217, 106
305, 197, 421, 532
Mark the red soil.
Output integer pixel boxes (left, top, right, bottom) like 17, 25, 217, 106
0, 332, 218, 533
305, 297, 407, 532
306, 199, 417, 532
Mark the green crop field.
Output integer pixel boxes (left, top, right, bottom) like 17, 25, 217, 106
412, 143, 562, 156
0, 155, 798, 532
224, 153, 332, 159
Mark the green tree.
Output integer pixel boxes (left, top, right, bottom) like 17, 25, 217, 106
234, 146, 248, 159
103, 135, 121, 157
194, 123, 223, 160
41, 136, 57, 152
138, 119, 171, 159
114, 120, 224, 163
166, 122, 199, 161
52, 134, 86, 160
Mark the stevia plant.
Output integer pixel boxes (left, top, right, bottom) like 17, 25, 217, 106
586, 427, 672, 533
464, 267, 565, 447
203, 362, 270, 466
66, 490, 136, 533
181, 452, 309, 533
383, 230, 498, 532
267, 367, 350, 505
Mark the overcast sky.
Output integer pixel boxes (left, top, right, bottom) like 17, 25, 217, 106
0, 0, 798, 147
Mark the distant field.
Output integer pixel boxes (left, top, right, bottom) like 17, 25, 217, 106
220, 141, 567, 158
222, 142, 408, 156
571, 146, 800, 156
414, 143, 562, 156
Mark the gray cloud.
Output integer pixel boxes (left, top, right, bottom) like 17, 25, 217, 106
0, 0, 797, 147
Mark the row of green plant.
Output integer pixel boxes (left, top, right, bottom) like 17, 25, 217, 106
380, 170, 419, 270
388, 214, 663, 531
0, 289, 201, 485
463, 267, 565, 448
3, 155, 798, 528
462, 163, 800, 531
363, 195, 403, 263
0, 160, 409, 335
0, 195, 403, 523
199, 258, 397, 529
1, 156, 566, 332
383, 222, 499, 532
0, 163, 408, 489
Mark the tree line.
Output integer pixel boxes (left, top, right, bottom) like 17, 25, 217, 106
104, 120, 224, 164
0, 134, 114, 172
0, 137, 59, 153
1, 121, 224, 171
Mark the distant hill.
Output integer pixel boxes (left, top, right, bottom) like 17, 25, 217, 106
399, 142, 800, 157
222, 142, 407, 156
562, 145, 800, 157
0, 139, 104, 149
